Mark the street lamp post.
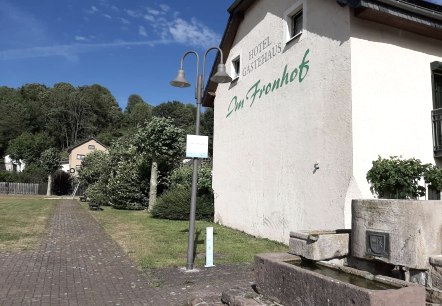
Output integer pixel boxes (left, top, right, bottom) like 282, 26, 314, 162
170, 47, 232, 270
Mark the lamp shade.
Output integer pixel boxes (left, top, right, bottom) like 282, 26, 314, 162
170, 69, 191, 87
210, 64, 232, 83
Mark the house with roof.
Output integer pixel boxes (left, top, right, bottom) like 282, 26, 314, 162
203, 0, 442, 243
67, 138, 107, 175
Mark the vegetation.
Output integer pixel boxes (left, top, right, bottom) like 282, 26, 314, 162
40, 148, 62, 196
134, 117, 185, 211
87, 205, 287, 268
0, 82, 214, 197
0, 196, 56, 251
151, 163, 214, 220
366, 156, 442, 199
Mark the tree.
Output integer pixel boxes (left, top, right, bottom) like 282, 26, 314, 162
78, 150, 110, 188
126, 102, 152, 128
106, 137, 147, 209
7, 132, 55, 165
200, 108, 214, 156
152, 101, 195, 134
125, 94, 145, 113
40, 148, 61, 196
0, 86, 27, 156
134, 117, 185, 211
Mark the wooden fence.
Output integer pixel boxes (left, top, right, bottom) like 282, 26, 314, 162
0, 182, 41, 195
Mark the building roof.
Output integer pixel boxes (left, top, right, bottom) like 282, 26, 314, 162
66, 137, 107, 153
202, 0, 442, 107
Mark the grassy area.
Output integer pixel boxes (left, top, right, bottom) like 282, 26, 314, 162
0, 196, 57, 251
87, 205, 287, 269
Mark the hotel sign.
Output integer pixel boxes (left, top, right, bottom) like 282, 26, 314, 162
243, 36, 283, 77
226, 49, 310, 118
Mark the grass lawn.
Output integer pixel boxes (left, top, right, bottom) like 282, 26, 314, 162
87, 205, 287, 269
0, 196, 57, 251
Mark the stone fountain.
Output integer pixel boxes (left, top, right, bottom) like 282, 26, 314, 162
254, 199, 442, 305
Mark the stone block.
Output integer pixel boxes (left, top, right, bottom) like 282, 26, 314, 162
431, 265, 442, 290
288, 230, 350, 261
351, 200, 442, 269
255, 253, 426, 306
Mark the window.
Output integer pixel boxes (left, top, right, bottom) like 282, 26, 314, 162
76, 154, 85, 160
232, 56, 240, 80
290, 10, 303, 39
431, 62, 442, 157
88, 144, 95, 150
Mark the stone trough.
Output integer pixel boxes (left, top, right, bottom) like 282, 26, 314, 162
255, 253, 426, 306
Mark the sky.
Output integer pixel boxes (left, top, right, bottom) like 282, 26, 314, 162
0, 0, 233, 110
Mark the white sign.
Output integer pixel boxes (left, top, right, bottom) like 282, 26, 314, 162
205, 227, 215, 268
186, 135, 209, 158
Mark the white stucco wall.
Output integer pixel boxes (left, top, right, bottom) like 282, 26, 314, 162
350, 15, 442, 200
212, 0, 354, 243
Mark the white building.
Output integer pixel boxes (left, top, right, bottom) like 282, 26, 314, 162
203, 0, 442, 243
3, 155, 25, 172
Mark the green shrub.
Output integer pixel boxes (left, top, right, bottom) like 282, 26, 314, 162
86, 182, 109, 206
366, 156, 442, 199
151, 187, 214, 221
169, 162, 213, 196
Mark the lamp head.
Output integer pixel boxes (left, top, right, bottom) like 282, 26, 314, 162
210, 64, 232, 83
170, 69, 191, 87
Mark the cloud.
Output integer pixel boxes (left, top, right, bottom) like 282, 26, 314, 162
159, 4, 170, 12
102, 13, 112, 19
136, 5, 221, 48
0, 39, 173, 62
138, 26, 147, 37
74, 36, 88, 41
168, 18, 220, 48
119, 17, 130, 25
125, 9, 142, 18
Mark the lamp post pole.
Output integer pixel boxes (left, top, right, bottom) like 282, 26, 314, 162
171, 47, 232, 270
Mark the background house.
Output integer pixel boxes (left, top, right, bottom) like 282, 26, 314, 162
203, 0, 442, 243
67, 138, 107, 175
3, 155, 25, 172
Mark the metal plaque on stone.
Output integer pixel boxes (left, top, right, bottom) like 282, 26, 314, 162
366, 231, 390, 258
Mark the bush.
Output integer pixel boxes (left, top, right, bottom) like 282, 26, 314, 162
86, 182, 109, 206
151, 187, 214, 221
366, 156, 442, 199
169, 162, 213, 196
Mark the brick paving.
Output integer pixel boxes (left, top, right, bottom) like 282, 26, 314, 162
0, 200, 255, 306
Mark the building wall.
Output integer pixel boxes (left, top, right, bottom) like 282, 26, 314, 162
69, 139, 107, 175
212, 0, 354, 243
350, 15, 442, 200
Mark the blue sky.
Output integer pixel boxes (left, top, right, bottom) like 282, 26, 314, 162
0, 0, 232, 109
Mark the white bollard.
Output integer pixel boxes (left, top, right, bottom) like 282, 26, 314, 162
205, 227, 215, 267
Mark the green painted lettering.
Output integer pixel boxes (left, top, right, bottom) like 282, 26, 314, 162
280, 65, 289, 87
226, 96, 236, 118
290, 68, 298, 82
265, 83, 271, 95
298, 49, 310, 82
272, 78, 280, 91
246, 80, 261, 106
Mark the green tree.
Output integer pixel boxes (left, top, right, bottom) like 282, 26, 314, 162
125, 94, 145, 113
200, 108, 214, 156
152, 101, 195, 134
106, 138, 147, 209
78, 150, 110, 188
40, 148, 61, 196
7, 132, 55, 165
0, 86, 27, 156
134, 117, 185, 211
126, 102, 152, 128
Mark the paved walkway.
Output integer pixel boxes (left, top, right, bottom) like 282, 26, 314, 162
0, 200, 255, 306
